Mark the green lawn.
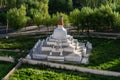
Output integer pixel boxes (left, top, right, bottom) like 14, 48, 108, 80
0, 35, 120, 77
0, 35, 45, 50
0, 51, 27, 59
9, 64, 120, 80
0, 61, 15, 79
76, 37, 120, 72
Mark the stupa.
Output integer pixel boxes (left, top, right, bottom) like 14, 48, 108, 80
26, 16, 92, 64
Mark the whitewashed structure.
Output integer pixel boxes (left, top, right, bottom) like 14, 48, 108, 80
26, 16, 92, 64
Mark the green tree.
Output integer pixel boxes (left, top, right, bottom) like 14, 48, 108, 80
51, 13, 59, 27
32, 10, 44, 29
79, 7, 93, 33
69, 9, 81, 32
113, 12, 120, 31
43, 14, 51, 32
7, 5, 29, 30
94, 5, 114, 31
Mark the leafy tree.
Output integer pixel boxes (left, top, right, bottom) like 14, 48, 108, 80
43, 14, 51, 32
69, 9, 80, 32
79, 7, 93, 33
32, 10, 44, 28
7, 5, 30, 30
59, 13, 69, 26
94, 5, 114, 31
51, 13, 59, 27
113, 12, 120, 31
51, 12, 69, 27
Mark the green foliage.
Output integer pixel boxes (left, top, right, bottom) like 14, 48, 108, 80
69, 4, 120, 32
43, 14, 51, 27
9, 64, 120, 80
72, 0, 120, 8
7, 5, 30, 30
32, 10, 44, 26
51, 12, 69, 26
79, 7, 93, 31
113, 12, 120, 31
69, 9, 80, 30
51, 13, 59, 26
0, 51, 27, 59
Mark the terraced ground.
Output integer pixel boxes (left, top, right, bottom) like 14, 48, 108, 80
0, 35, 120, 79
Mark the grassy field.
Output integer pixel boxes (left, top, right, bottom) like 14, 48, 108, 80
0, 51, 27, 59
74, 37, 120, 72
0, 61, 15, 79
9, 64, 120, 80
0, 35, 45, 50
0, 35, 120, 72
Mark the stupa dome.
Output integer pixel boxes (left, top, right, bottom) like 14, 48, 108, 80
52, 16, 67, 40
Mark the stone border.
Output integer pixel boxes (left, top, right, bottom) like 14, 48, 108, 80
22, 59, 120, 77
0, 56, 15, 62
2, 58, 120, 80
0, 49, 20, 53
2, 60, 22, 80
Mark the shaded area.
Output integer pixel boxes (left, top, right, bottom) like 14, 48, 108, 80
0, 61, 15, 79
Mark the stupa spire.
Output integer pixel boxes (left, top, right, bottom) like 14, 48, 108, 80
58, 16, 63, 26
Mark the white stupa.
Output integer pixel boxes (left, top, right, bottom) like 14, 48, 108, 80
26, 16, 92, 64
52, 16, 67, 40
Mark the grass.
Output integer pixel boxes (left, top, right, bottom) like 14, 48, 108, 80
75, 37, 120, 72
0, 61, 15, 79
0, 51, 27, 59
1, 35, 120, 79
9, 64, 120, 80
0, 35, 46, 50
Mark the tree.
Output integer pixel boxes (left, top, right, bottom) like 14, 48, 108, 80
7, 5, 29, 30
51, 12, 69, 27
79, 7, 93, 33
94, 5, 114, 31
43, 14, 51, 32
113, 12, 120, 31
32, 9, 44, 29
69, 9, 81, 32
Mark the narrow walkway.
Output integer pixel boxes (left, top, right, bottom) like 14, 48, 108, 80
0, 49, 20, 52
0, 49, 29, 53
0, 56, 15, 62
